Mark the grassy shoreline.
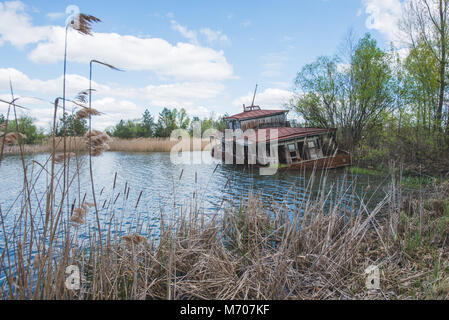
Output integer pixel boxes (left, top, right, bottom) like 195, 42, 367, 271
1, 133, 448, 300
0, 137, 214, 155
1, 162, 448, 299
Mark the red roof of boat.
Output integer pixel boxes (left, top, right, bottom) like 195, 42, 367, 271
244, 127, 335, 143
225, 109, 288, 120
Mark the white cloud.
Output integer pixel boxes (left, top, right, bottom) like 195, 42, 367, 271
93, 97, 144, 128
0, 2, 234, 81
362, 0, 405, 43
170, 20, 231, 47
232, 88, 293, 110
182, 105, 212, 119
0, 68, 225, 103
0, 1, 51, 48
142, 82, 224, 106
0, 2, 238, 128
200, 28, 231, 46
46, 12, 64, 20
261, 52, 288, 78
0, 67, 110, 97
29, 27, 233, 81
170, 19, 198, 44
0, 67, 228, 129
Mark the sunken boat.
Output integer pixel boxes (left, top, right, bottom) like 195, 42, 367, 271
212, 105, 351, 171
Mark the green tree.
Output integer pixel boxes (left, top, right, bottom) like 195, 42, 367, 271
401, 0, 449, 131
403, 42, 440, 132
291, 33, 394, 149
189, 116, 215, 136
107, 120, 138, 139
3, 115, 45, 144
136, 109, 154, 138
56, 113, 88, 137
215, 114, 228, 132
154, 108, 190, 137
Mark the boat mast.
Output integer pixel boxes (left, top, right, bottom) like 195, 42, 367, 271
250, 84, 258, 110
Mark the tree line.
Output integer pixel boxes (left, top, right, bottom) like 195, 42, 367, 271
1, 107, 228, 143
105, 108, 227, 139
290, 0, 449, 172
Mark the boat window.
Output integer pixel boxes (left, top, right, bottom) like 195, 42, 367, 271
307, 138, 324, 160
288, 144, 296, 152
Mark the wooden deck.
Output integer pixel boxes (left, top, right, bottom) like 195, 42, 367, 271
212, 145, 352, 171
277, 152, 352, 171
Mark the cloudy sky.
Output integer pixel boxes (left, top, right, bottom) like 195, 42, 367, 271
0, 0, 405, 131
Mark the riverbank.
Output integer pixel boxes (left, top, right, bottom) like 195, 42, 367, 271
0, 137, 213, 155
1, 166, 448, 299
77, 182, 449, 299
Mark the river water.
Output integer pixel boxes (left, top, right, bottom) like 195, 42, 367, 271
0, 151, 390, 233
0, 151, 391, 289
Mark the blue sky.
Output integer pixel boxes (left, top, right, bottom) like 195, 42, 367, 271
0, 0, 404, 131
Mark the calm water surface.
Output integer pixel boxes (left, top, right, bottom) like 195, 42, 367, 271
0, 151, 390, 287
0, 151, 389, 232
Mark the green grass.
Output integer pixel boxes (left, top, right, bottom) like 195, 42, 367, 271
349, 166, 382, 176
401, 176, 439, 189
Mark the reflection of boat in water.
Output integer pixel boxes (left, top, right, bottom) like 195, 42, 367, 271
212, 105, 351, 171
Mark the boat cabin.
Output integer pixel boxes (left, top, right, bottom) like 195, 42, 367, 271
215, 106, 351, 170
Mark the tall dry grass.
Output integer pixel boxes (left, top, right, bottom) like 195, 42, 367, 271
0, 137, 86, 155
0, 138, 215, 155
108, 138, 213, 153
1, 157, 448, 299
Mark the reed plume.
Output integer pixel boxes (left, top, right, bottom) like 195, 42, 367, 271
84, 130, 111, 157
122, 233, 147, 245
71, 14, 101, 35
74, 90, 95, 104
75, 90, 101, 120
54, 152, 75, 164
71, 204, 88, 225
3, 132, 27, 145
76, 108, 101, 120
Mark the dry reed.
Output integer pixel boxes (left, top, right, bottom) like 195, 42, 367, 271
76, 108, 101, 120
1, 138, 215, 156
108, 138, 212, 153
1, 162, 448, 300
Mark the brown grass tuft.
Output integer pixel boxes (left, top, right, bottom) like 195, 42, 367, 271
71, 14, 101, 35
84, 130, 110, 157
71, 205, 88, 225
122, 233, 147, 245
76, 108, 101, 120
54, 152, 76, 163
2, 132, 27, 145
